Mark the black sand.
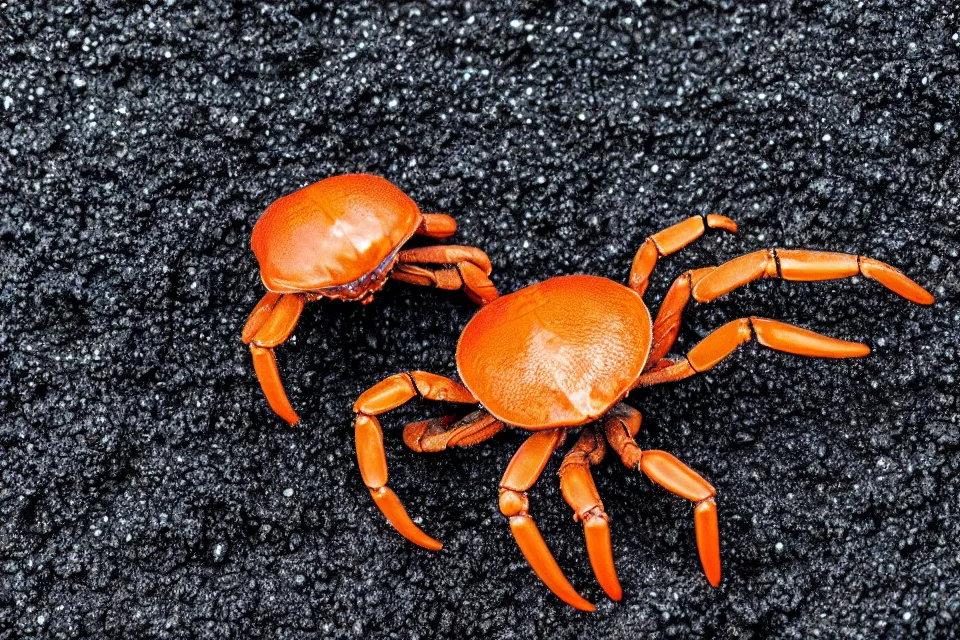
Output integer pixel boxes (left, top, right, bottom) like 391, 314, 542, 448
1, 1, 958, 637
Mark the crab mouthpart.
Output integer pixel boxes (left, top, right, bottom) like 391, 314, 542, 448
315, 248, 402, 301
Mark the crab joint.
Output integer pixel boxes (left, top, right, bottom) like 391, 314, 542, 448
499, 488, 529, 517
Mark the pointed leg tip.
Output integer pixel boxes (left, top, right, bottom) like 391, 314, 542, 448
596, 578, 622, 603
398, 520, 443, 551
420, 537, 444, 552
884, 284, 936, 307
860, 258, 936, 305
370, 486, 441, 551
574, 600, 597, 613
707, 214, 738, 234
561, 589, 596, 611
510, 515, 594, 612
694, 499, 721, 590
597, 575, 623, 602
583, 516, 622, 604
283, 413, 301, 426
700, 557, 722, 588
404, 525, 443, 551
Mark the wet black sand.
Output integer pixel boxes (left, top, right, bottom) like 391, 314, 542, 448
1, 2, 958, 637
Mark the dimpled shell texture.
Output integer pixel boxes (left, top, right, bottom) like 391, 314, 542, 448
251, 174, 422, 292
457, 275, 652, 428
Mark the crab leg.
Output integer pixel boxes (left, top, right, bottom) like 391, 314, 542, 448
637, 317, 870, 387
391, 264, 463, 291
241, 292, 305, 425
647, 249, 934, 366
393, 245, 499, 305
242, 292, 282, 340
642, 453, 720, 587
403, 410, 504, 453
417, 213, 458, 238
559, 427, 622, 601
602, 404, 643, 465
602, 408, 721, 587
646, 267, 716, 366
629, 214, 738, 297
498, 429, 595, 611
353, 372, 478, 550
695, 249, 934, 304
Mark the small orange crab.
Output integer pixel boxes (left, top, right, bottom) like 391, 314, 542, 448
242, 174, 498, 425
353, 215, 933, 611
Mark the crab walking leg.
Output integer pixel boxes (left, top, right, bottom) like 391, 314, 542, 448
416, 213, 458, 238
353, 372, 478, 550
241, 292, 283, 342
637, 317, 871, 387
499, 429, 595, 611
559, 428, 622, 601
393, 245, 499, 305
602, 404, 643, 466
397, 245, 493, 276
629, 214, 738, 297
241, 293, 305, 425
642, 453, 721, 587
403, 410, 504, 453
694, 249, 935, 305
646, 267, 716, 367
602, 410, 721, 587
646, 250, 934, 367
391, 263, 498, 306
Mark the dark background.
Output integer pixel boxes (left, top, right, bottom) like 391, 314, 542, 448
1, 1, 958, 638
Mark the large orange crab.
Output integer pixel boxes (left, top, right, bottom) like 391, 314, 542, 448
352, 215, 934, 610
242, 174, 498, 425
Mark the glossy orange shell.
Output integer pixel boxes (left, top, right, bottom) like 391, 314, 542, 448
251, 174, 422, 292
457, 275, 652, 429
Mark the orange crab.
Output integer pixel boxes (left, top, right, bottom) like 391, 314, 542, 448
242, 174, 498, 425
353, 214, 934, 611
